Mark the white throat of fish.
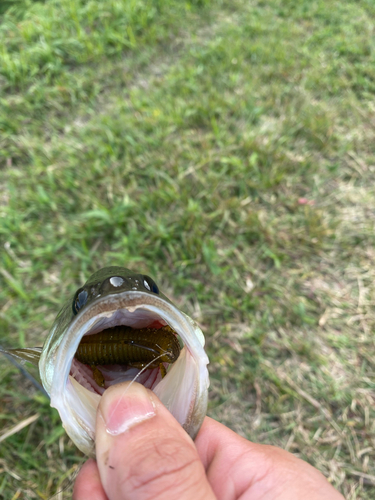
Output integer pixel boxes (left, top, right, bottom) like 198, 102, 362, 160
39, 291, 208, 453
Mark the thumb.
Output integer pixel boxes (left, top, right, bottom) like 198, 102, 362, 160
95, 381, 216, 500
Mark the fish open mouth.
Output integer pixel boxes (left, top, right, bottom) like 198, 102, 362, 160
70, 314, 182, 396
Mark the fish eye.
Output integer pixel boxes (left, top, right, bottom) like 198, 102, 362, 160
143, 275, 159, 294
72, 288, 88, 315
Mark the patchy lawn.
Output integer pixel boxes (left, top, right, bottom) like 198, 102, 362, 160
1, 0, 375, 498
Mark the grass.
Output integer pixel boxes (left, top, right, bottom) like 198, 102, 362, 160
1, 0, 375, 498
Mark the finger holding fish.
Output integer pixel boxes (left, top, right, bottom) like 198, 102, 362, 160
74, 381, 215, 500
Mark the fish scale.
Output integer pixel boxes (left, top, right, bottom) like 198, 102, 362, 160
75, 324, 180, 367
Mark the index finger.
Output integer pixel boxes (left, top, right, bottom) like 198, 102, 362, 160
73, 458, 108, 500
195, 417, 344, 500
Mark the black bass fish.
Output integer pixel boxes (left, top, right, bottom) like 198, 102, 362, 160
1, 267, 209, 456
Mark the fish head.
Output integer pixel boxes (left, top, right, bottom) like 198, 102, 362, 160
38, 267, 209, 456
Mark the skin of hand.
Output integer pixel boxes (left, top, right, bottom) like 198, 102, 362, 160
73, 381, 345, 500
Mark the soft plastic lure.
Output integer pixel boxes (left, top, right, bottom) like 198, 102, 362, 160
75, 324, 181, 385
75, 325, 180, 367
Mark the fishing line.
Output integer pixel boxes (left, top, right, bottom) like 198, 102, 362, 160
106, 353, 166, 426
83, 354, 168, 460
48, 464, 81, 500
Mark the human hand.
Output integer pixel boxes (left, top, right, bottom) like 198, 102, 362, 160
73, 381, 344, 500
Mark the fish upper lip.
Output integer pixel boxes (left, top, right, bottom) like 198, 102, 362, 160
71, 292, 172, 340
